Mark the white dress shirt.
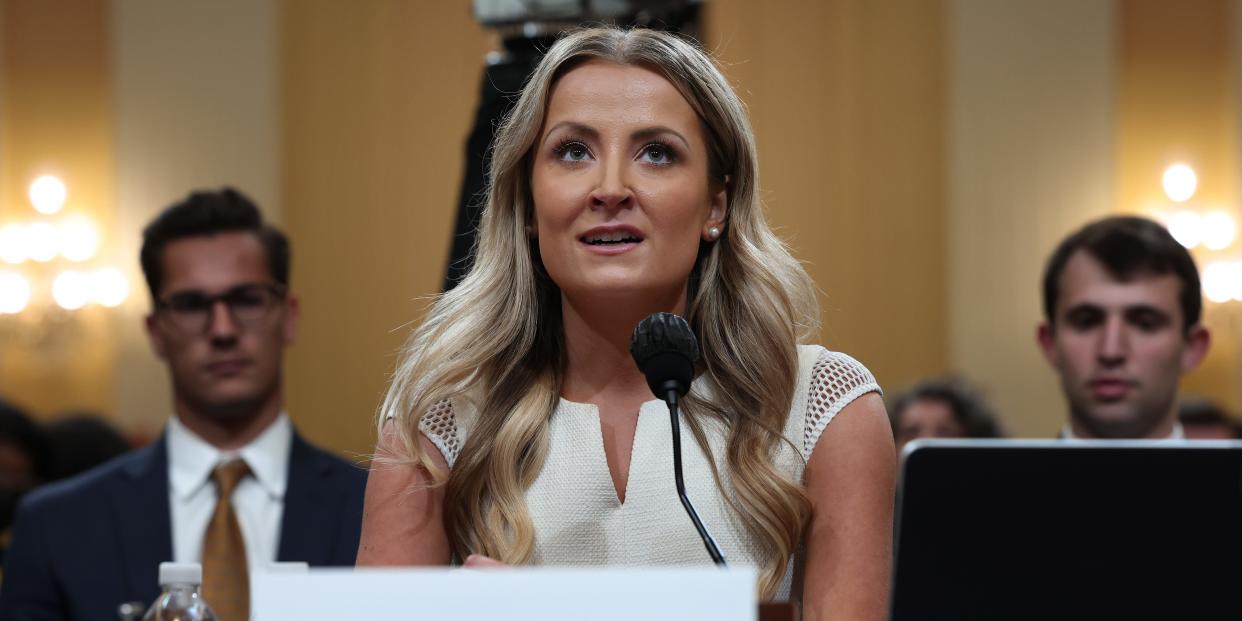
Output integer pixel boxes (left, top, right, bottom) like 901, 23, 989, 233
167, 413, 292, 569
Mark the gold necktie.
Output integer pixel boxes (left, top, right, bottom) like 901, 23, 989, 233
202, 459, 251, 621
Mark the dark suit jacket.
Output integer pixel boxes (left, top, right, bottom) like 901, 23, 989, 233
0, 429, 367, 621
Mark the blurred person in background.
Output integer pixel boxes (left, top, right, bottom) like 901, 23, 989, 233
1177, 398, 1241, 440
888, 377, 1004, 453
1037, 216, 1210, 440
0, 399, 51, 570
42, 412, 133, 481
0, 189, 366, 621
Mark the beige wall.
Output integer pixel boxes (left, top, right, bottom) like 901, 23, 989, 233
948, 0, 1116, 437
705, 0, 949, 392
111, 0, 280, 433
281, 1, 491, 459
6, 1, 1242, 453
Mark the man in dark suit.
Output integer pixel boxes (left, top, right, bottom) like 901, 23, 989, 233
0, 188, 366, 621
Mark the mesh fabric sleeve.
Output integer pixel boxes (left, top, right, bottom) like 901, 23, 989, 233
803, 349, 883, 460
418, 399, 461, 466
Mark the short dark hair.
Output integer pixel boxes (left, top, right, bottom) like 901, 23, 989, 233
1178, 398, 1242, 439
44, 413, 132, 480
140, 187, 290, 299
888, 376, 1004, 439
1178, 398, 1233, 426
1042, 216, 1201, 330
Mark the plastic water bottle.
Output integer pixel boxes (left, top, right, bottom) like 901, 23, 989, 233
142, 562, 219, 621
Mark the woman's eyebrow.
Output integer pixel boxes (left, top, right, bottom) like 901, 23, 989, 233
541, 122, 691, 151
541, 121, 598, 146
631, 126, 690, 150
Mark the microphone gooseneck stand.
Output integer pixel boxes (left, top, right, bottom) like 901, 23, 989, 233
662, 382, 727, 566
632, 312, 727, 567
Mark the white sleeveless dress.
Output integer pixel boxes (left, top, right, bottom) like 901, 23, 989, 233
419, 345, 881, 600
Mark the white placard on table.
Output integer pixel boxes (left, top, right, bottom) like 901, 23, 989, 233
253, 566, 757, 621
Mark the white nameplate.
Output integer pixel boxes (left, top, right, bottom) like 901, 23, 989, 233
253, 566, 757, 621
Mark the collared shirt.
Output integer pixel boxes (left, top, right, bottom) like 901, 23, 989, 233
167, 413, 292, 568
1060, 420, 1186, 440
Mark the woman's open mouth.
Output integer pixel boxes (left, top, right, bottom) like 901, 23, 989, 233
579, 226, 644, 254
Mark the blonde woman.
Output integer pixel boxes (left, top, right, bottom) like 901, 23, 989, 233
358, 27, 895, 619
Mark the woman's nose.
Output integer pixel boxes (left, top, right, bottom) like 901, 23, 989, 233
588, 158, 634, 211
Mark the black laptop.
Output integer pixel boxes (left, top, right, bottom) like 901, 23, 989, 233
890, 439, 1242, 620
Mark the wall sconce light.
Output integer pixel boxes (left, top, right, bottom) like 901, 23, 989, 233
0, 175, 128, 349
1155, 163, 1242, 306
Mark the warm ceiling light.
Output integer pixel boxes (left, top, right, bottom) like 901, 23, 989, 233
1162, 164, 1198, 203
28, 175, 67, 214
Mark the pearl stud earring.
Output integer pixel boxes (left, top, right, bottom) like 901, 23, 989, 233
707, 226, 721, 240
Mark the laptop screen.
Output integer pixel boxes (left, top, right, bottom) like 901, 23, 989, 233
890, 440, 1242, 620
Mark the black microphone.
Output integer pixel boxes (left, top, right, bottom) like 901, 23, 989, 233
630, 312, 727, 566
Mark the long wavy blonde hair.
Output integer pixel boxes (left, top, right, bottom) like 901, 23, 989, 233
380, 27, 820, 598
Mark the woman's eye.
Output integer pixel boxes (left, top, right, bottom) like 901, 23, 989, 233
555, 142, 591, 162
640, 143, 675, 165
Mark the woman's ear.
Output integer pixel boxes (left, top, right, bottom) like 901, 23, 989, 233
703, 176, 729, 241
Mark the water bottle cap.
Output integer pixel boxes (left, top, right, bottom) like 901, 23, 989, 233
158, 562, 201, 585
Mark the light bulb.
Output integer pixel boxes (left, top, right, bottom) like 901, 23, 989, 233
28, 175, 67, 214
1232, 271, 1242, 302
90, 268, 128, 307
1201, 261, 1238, 304
1201, 211, 1238, 251
0, 224, 28, 264
0, 271, 31, 314
52, 270, 90, 310
1163, 164, 1197, 203
26, 222, 59, 262
59, 215, 99, 262
1166, 210, 1202, 249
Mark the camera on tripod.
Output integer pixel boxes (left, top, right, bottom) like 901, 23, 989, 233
473, 0, 701, 43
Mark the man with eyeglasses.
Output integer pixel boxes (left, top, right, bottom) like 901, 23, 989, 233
0, 188, 366, 621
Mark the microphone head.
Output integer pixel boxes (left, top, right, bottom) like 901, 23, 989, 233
629, 312, 699, 400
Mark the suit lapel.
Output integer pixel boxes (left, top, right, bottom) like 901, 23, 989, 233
111, 434, 174, 604
276, 432, 340, 565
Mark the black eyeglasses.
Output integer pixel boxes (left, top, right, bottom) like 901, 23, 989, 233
155, 283, 287, 335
